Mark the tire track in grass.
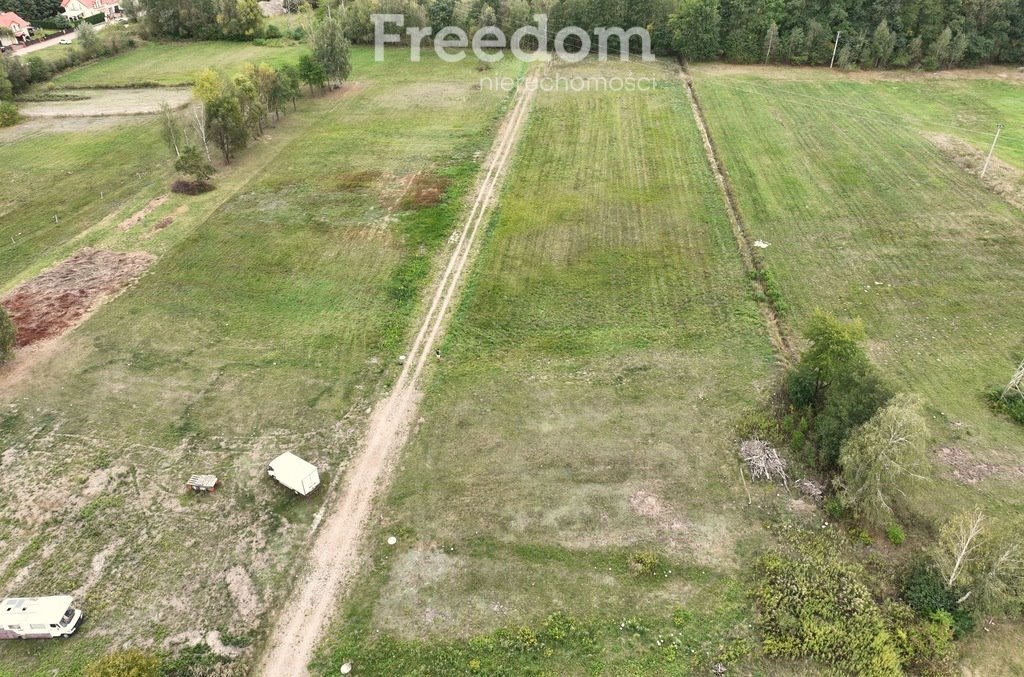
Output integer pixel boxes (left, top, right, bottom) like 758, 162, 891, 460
257, 66, 543, 677
680, 64, 797, 364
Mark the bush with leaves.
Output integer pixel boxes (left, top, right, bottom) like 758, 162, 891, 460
837, 394, 929, 528
783, 312, 893, 473
174, 144, 215, 184
84, 649, 162, 677
0, 306, 15, 362
0, 100, 18, 127
754, 548, 903, 675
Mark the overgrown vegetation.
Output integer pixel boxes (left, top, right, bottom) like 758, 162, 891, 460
0, 305, 15, 362
754, 531, 958, 676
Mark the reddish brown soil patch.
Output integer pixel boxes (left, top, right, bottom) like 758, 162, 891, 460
152, 205, 189, 232
399, 172, 450, 210
336, 169, 383, 191
1, 248, 155, 347
117, 195, 169, 231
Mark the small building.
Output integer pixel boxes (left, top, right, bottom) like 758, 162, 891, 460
0, 12, 31, 47
0, 596, 84, 639
56, 0, 121, 23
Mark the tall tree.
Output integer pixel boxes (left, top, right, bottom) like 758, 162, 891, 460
838, 394, 929, 527
310, 10, 351, 87
670, 0, 722, 62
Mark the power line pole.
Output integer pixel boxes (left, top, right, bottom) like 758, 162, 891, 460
765, 32, 774, 65
981, 124, 1004, 179
830, 31, 842, 69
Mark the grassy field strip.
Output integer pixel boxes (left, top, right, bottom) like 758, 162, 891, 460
691, 67, 1024, 667
52, 41, 311, 88
680, 65, 796, 363
686, 65, 1024, 171
0, 49, 522, 675
311, 59, 779, 675
259, 64, 541, 677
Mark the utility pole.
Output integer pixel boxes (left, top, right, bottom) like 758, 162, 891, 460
830, 31, 842, 69
765, 32, 774, 65
981, 124, 1004, 179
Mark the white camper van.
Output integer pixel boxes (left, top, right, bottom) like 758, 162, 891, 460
267, 452, 320, 496
0, 596, 83, 639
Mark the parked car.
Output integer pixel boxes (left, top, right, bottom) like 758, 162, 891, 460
0, 596, 83, 639
58, 38, 72, 44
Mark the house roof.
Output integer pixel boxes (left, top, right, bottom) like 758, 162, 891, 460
0, 11, 29, 31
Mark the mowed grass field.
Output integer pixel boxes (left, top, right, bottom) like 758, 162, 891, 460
692, 67, 1024, 669
52, 40, 311, 87
313, 59, 780, 675
0, 46, 520, 674
0, 120, 170, 290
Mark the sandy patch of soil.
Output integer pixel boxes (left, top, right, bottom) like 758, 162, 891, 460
225, 565, 260, 625
117, 195, 169, 231
18, 87, 193, 118
925, 133, 1024, 212
0, 115, 152, 142
1, 248, 155, 347
935, 447, 1024, 484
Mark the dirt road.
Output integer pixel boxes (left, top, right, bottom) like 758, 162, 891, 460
257, 67, 541, 677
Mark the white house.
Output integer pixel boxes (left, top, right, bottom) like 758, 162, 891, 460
0, 11, 31, 47
60, 0, 120, 20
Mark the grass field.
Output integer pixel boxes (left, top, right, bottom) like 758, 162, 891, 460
312, 59, 782, 675
691, 66, 1024, 669
0, 120, 170, 291
51, 40, 311, 87
0, 46, 520, 675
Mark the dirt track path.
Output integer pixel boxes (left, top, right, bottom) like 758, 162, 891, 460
257, 68, 541, 677
679, 65, 796, 364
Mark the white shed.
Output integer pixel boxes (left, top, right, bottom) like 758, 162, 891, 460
267, 453, 320, 496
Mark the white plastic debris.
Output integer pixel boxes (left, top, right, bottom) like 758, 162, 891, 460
398, 355, 408, 364
753, 240, 771, 249
341, 662, 353, 675
387, 536, 397, 546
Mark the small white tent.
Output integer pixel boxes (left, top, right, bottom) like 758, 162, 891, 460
267, 453, 320, 496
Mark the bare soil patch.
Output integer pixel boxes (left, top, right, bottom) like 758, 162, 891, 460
117, 195, 169, 231
399, 172, 451, 210
336, 169, 383, 191
926, 133, 1024, 213
17, 87, 193, 118
934, 447, 1024, 484
1, 248, 155, 347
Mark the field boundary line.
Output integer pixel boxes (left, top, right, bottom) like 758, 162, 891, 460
680, 63, 797, 364
256, 65, 543, 677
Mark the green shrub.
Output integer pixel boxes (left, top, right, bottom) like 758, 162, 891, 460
0, 101, 18, 128
887, 524, 906, 546
986, 390, 1024, 426
901, 559, 975, 637
754, 549, 902, 675
0, 306, 14, 361
824, 496, 843, 520
884, 602, 957, 676
264, 24, 282, 39
85, 650, 162, 677
628, 550, 664, 576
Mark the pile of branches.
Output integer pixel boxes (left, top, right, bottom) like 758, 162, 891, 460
740, 439, 788, 485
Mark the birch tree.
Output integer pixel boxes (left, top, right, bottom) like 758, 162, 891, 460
838, 394, 929, 527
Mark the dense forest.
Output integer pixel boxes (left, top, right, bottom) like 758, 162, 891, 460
7, 0, 1021, 68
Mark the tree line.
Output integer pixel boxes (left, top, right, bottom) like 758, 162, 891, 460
287, 0, 1023, 69
165, 12, 351, 189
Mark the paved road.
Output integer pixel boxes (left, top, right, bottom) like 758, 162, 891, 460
14, 21, 111, 56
